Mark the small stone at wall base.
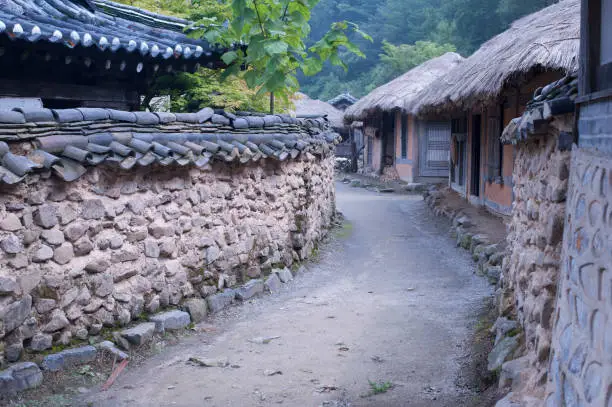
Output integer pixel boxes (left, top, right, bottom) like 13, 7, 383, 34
41, 346, 97, 372
98, 341, 128, 361
5, 343, 23, 363
200, 285, 217, 298
29, 333, 53, 351
492, 318, 519, 345
487, 266, 502, 285
43, 309, 69, 333
149, 310, 191, 333
488, 336, 520, 372
274, 268, 293, 283
264, 274, 282, 293
183, 298, 208, 323
0, 362, 43, 393
207, 290, 236, 313
499, 355, 530, 389
235, 279, 264, 301
121, 323, 156, 346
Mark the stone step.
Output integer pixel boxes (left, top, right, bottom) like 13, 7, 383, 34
98, 341, 129, 361
264, 273, 282, 293
183, 298, 208, 323
207, 289, 236, 313
121, 322, 156, 346
274, 268, 293, 283
235, 279, 264, 301
149, 310, 191, 333
41, 346, 97, 372
0, 362, 43, 394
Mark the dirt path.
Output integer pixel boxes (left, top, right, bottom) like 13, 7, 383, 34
82, 183, 493, 407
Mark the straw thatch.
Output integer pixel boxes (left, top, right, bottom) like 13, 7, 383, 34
413, 0, 580, 115
293, 93, 345, 130
343, 52, 464, 122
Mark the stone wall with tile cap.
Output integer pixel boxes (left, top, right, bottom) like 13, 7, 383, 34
501, 115, 572, 397
544, 147, 612, 406
0, 152, 335, 365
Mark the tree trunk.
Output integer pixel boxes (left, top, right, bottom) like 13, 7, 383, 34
269, 93, 275, 114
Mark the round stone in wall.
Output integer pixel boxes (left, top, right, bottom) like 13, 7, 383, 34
567, 343, 587, 375
563, 376, 580, 407
575, 194, 587, 221
574, 228, 589, 255
590, 310, 605, 348
582, 362, 602, 403
579, 264, 600, 301
559, 325, 573, 364
588, 200, 604, 228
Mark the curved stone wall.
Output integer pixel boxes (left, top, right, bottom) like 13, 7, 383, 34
545, 147, 612, 407
0, 154, 335, 364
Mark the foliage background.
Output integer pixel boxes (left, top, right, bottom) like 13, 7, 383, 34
116, 0, 557, 109
301, 0, 558, 100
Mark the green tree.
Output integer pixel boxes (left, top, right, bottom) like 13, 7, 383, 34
114, 0, 280, 112
378, 40, 456, 81
191, 0, 371, 113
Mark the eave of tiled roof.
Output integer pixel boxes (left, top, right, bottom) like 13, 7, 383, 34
502, 74, 578, 144
0, 107, 340, 185
0, 0, 222, 63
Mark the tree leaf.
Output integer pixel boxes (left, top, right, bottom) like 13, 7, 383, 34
221, 51, 239, 65
264, 40, 289, 55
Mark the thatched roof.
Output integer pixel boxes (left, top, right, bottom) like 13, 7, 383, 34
413, 0, 580, 115
293, 93, 345, 129
343, 52, 464, 121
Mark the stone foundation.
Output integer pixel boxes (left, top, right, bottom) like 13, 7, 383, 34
502, 117, 572, 396
0, 154, 335, 364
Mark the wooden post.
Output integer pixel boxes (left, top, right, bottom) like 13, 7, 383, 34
379, 115, 386, 176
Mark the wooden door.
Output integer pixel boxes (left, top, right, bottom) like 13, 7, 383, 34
420, 122, 451, 177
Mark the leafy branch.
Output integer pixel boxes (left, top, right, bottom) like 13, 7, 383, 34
189, 0, 371, 113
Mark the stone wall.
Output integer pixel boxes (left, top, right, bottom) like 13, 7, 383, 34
0, 154, 335, 364
502, 116, 572, 394
544, 147, 612, 404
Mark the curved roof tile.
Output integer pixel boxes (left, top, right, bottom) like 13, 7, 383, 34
0, 0, 220, 62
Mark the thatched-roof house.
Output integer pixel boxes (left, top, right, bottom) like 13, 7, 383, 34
413, 0, 579, 115
413, 0, 579, 215
343, 52, 464, 183
345, 52, 464, 121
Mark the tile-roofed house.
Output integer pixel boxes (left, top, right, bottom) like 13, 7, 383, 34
292, 93, 355, 160
0, 0, 225, 110
327, 93, 358, 111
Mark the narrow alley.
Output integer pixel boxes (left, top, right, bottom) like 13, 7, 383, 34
83, 184, 493, 407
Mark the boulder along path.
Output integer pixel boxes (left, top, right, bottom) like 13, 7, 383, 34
82, 182, 492, 407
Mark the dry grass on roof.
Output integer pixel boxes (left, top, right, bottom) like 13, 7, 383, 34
292, 93, 345, 129
413, 0, 580, 115
343, 52, 464, 122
